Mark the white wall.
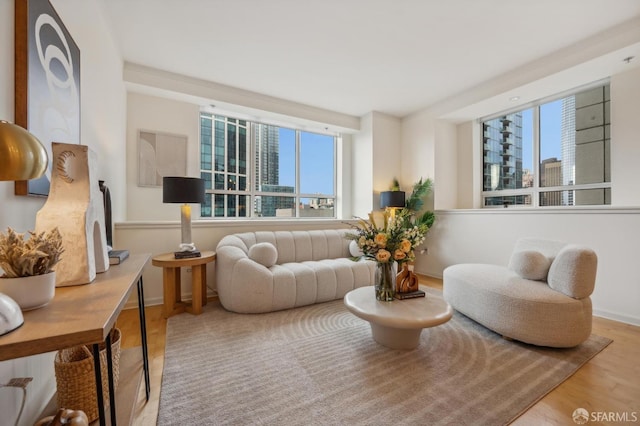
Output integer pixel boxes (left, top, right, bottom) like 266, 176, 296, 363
0, 1, 125, 423
125, 92, 201, 223
401, 114, 458, 210
401, 109, 436, 211
610, 66, 640, 205
422, 209, 640, 326
351, 113, 374, 217
123, 62, 361, 135
455, 121, 479, 209
337, 133, 353, 219
371, 111, 402, 197
434, 121, 458, 209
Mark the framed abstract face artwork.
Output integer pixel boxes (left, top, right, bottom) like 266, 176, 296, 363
14, 0, 81, 196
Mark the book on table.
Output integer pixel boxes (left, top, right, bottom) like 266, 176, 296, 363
394, 289, 426, 300
174, 250, 202, 259
108, 249, 130, 265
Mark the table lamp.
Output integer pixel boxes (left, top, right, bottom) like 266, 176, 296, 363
0, 120, 48, 334
163, 176, 205, 252
380, 190, 405, 219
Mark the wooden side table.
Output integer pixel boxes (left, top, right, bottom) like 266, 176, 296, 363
152, 251, 216, 318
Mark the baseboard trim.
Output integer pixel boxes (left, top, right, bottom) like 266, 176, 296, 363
124, 291, 218, 310
593, 309, 640, 327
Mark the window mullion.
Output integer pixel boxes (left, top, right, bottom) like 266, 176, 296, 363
532, 106, 540, 208
334, 135, 338, 217
295, 130, 300, 218
249, 123, 256, 218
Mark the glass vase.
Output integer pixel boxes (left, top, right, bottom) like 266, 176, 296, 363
375, 261, 396, 301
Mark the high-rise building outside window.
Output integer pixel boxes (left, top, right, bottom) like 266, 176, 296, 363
481, 81, 610, 208
200, 113, 336, 218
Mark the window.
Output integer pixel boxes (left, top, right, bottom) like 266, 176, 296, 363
482, 82, 610, 207
200, 113, 336, 218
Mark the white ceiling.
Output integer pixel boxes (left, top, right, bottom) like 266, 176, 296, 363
100, 0, 640, 119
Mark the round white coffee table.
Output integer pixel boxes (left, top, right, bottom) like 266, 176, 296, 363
344, 285, 453, 349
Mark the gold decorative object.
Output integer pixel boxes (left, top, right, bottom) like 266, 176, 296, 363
396, 263, 420, 293
0, 120, 48, 181
0, 117, 55, 316
35, 408, 89, 426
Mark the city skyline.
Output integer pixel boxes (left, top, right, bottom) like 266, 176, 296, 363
200, 113, 336, 217
483, 83, 609, 206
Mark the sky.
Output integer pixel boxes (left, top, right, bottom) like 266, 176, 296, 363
521, 99, 563, 170
278, 129, 335, 196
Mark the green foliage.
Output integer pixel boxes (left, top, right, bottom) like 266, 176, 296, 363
404, 177, 433, 212
394, 177, 435, 237
390, 178, 401, 191
415, 210, 435, 229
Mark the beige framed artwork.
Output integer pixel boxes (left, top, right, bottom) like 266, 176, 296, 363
137, 130, 188, 187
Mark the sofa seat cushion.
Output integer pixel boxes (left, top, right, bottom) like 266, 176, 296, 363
443, 263, 592, 348
236, 258, 373, 314
275, 259, 373, 308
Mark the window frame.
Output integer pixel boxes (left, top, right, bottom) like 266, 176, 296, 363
200, 112, 337, 219
480, 79, 611, 208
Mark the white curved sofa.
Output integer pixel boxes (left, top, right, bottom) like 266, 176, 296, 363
443, 238, 597, 348
216, 229, 375, 313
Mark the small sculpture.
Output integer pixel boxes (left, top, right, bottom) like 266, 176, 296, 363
35, 408, 89, 426
396, 263, 420, 293
35, 143, 109, 286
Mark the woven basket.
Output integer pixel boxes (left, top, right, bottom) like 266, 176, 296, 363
54, 328, 121, 422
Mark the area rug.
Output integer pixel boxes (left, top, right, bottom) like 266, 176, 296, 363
158, 289, 611, 425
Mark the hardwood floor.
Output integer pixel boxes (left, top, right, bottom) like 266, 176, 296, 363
116, 303, 166, 426
116, 276, 640, 425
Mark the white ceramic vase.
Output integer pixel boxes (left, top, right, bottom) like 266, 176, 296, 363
0, 272, 56, 311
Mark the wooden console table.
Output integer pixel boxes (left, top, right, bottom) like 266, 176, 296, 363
0, 253, 151, 426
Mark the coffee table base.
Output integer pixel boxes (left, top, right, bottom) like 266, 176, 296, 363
370, 324, 424, 349
344, 286, 452, 350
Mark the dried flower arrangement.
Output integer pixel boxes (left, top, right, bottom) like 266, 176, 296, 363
0, 227, 64, 278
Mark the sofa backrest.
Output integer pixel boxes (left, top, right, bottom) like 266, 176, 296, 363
508, 238, 597, 299
217, 229, 352, 264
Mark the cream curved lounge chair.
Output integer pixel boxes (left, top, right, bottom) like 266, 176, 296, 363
443, 238, 597, 348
